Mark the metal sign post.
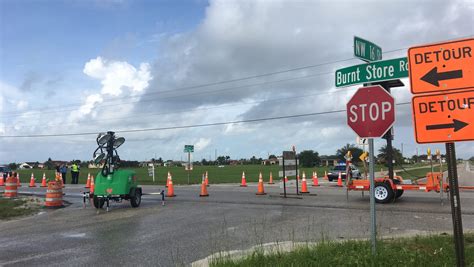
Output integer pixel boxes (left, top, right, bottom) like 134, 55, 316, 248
368, 138, 377, 255
437, 149, 444, 205
445, 143, 465, 266
187, 152, 191, 185
184, 145, 194, 185
148, 163, 155, 182
282, 157, 286, 198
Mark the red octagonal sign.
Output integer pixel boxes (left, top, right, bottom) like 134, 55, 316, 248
347, 85, 395, 138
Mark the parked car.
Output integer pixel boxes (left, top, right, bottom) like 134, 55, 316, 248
0, 166, 12, 179
327, 165, 361, 181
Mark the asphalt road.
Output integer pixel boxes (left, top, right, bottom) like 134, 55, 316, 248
1, 163, 473, 266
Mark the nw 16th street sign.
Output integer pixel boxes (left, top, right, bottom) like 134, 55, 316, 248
412, 90, 474, 143
347, 85, 395, 138
336, 57, 408, 87
354, 36, 382, 62
408, 38, 474, 94
183, 145, 194, 153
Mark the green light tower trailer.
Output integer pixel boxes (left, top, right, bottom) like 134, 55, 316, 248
91, 131, 142, 211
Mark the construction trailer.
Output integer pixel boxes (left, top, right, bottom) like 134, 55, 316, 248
346, 172, 474, 203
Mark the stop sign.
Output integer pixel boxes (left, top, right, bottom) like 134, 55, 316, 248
347, 85, 395, 138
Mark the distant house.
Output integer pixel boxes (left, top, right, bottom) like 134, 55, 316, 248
19, 162, 33, 169
229, 160, 241, 166
261, 158, 279, 165
88, 163, 104, 169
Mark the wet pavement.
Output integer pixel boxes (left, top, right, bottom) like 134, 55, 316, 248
0, 163, 473, 266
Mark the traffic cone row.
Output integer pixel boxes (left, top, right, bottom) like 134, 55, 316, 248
268, 172, 274, 184
312, 171, 319, 187
205, 171, 209, 187
240, 172, 247, 187
324, 171, 329, 181
337, 172, 343, 187
16, 173, 21, 187
29, 173, 36, 187
85, 173, 91, 188
256, 172, 266, 195
300, 172, 309, 193
90, 175, 95, 194
166, 172, 171, 188
199, 174, 209, 197
41, 173, 47, 187
167, 174, 176, 197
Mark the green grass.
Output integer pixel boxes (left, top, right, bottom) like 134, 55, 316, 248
211, 233, 474, 267
15, 164, 438, 186
0, 198, 37, 219
16, 165, 333, 185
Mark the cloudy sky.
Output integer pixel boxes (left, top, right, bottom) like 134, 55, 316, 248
1, 0, 473, 163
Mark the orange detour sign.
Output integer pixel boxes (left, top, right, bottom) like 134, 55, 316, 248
412, 90, 474, 143
408, 38, 474, 94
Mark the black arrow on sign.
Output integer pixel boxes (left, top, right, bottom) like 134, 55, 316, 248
426, 119, 469, 132
421, 67, 463, 86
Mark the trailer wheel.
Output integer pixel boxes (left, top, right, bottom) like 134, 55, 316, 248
374, 182, 394, 204
93, 196, 105, 209
130, 188, 141, 208
391, 179, 404, 199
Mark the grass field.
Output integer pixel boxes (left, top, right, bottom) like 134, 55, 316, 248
211, 233, 474, 267
0, 198, 38, 219
15, 164, 438, 186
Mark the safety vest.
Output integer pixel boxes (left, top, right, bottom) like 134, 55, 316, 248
72, 164, 79, 172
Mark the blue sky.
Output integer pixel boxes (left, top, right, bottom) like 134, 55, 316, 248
1, 0, 473, 162
1, 0, 206, 85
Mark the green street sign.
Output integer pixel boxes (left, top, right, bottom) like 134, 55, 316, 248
354, 36, 382, 62
184, 145, 194, 153
335, 57, 408, 87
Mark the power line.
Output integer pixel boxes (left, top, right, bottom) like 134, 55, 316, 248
2, 70, 334, 118
11, 84, 353, 128
0, 102, 411, 138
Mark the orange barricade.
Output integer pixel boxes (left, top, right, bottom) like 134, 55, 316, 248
44, 181, 63, 208
3, 176, 18, 198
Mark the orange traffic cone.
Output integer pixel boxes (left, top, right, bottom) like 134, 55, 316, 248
297, 174, 300, 182
268, 172, 274, 184
256, 172, 266, 195
337, 172, 343, 187
167, 176, 176, 197
57, 172, 65, 188
16, 173, 21, 187
200, 175, 209, 197
312, 171, 319, 187
29, 173, 36, 187
324, 171, 329, 181
301, 172, 309, 193
205, 171, 209, 187
284, 176, 288, 183
85, 173, 91, 188
40, 173, 47, 187
0, 174, 4, 186
90, 175, 95, 194
166, 172, 171, 188
240, 172, 247, 187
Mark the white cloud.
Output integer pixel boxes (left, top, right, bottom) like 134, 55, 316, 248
195, 138, 211, 151
3, 0, 474, 162
83, 57, 152, 96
